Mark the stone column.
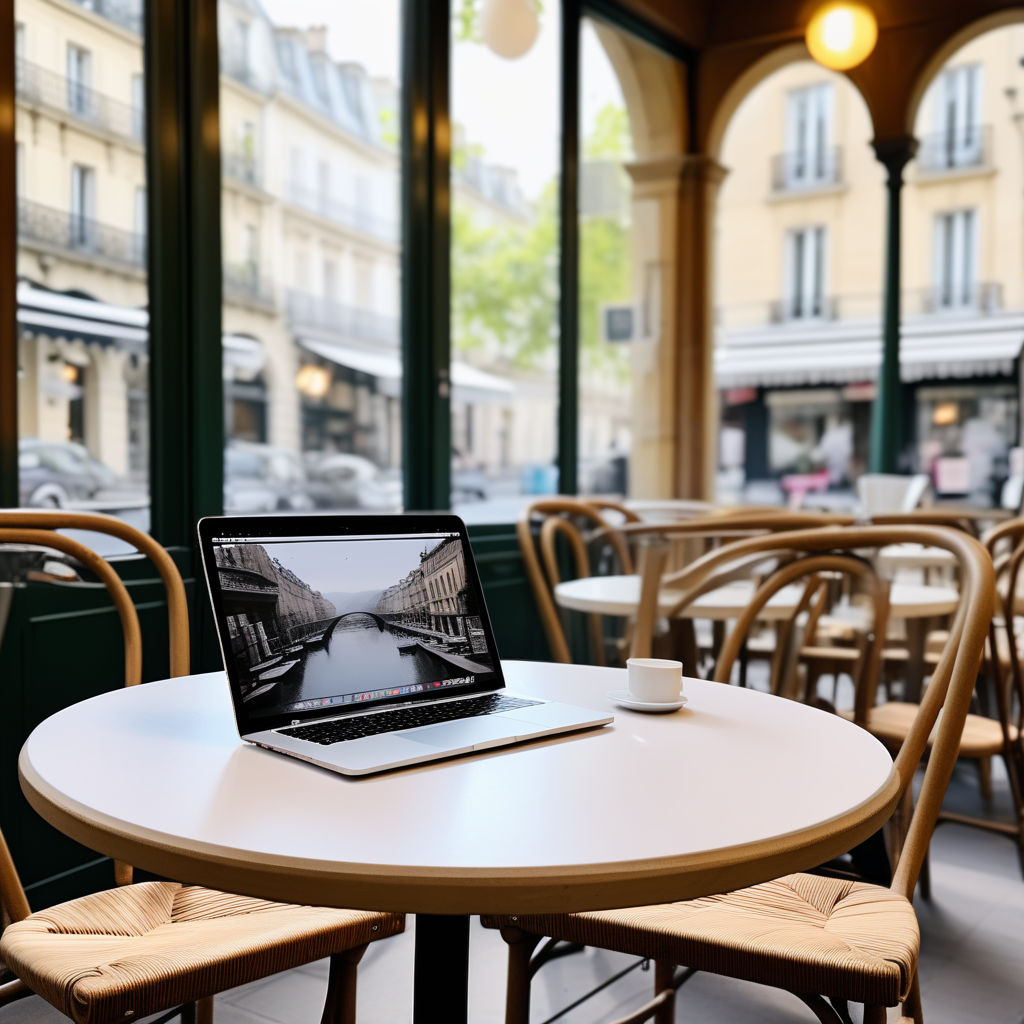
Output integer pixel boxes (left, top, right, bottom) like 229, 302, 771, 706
625, 153, 727, 500
869, 136, 917, 474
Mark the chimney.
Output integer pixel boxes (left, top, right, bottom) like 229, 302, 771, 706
304, 26, 327, 54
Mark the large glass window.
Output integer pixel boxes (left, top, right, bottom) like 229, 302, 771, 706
450, 3, 561, 518
575, 16, 638, 498
16, 0, 149, 528
218, 0, 402, 514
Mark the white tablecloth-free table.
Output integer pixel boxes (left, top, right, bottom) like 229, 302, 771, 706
19, 661, 899, 1022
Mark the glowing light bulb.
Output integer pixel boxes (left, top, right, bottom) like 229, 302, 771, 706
806, 2, 878, 71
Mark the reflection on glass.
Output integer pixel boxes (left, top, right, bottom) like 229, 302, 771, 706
450, 3, 561, 520
577, 17, 635, 498
219, 0, 402, 513
15, 0, 149, 530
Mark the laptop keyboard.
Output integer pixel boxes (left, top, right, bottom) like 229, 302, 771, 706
278, 694, 541, 745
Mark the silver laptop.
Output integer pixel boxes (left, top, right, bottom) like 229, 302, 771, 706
198, 513, 612, 775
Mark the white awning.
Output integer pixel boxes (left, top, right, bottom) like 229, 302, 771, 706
17, 280, 147, 346
298, 337, 516, 403
223, 333, 267, 376
716, 318, 1024, 388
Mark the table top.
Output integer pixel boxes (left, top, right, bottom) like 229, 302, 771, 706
19, 661, 899, 917
877, 544, 957, 570
554, 575, 959, 621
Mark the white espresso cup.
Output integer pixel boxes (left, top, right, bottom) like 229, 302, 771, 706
626, 658, 683, 703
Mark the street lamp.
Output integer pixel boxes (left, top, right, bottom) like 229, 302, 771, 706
805, 2, 878, 71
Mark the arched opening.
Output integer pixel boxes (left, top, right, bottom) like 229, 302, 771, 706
899, 16, 1024, 505
713, 56, 883, 506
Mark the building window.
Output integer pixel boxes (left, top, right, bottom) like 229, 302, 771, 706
922, 64, 983, 170
134, 185, 146, 261
70, 163, 96, 248
66, 44, 91, 118
131, 73, 144, 139
934, 210, 977, 310
783, 226, 826, 320
781, 83, 835, 188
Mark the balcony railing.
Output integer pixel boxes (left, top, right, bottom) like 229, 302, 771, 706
18, 198, 145, 270
770, 146, 842, 192
224, 264, 276, 309
66, 0, 142, 35
286, 182, 399, 243
221, 50, 268, 94
16, 58, 143, 142
916, 125, 991, 173
223, 151, 261, 188
907, 281, 1002, 315
286, 290, 399, 345
768, 296, 839, 323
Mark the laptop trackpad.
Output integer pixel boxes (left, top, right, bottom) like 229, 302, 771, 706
401, 717, 520, 749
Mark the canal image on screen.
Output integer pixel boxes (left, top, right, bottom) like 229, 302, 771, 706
212, 533, 494, 717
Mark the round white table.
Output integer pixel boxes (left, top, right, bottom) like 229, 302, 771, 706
554, 575, 959, 622
19, 661, 900, 1022
877, 543, 957, 574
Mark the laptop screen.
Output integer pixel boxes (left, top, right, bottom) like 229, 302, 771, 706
201, 515, 503, 730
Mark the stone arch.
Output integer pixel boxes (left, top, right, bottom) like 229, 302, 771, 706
588, 20, 686, 160
335, 611, 385, 631
904, 8, 1024, 132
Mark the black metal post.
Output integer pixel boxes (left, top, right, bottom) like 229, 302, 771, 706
869, 136, 916, 474
413, 913, 470, 1023
401, 0, 451, 512
557, 0, 581, 496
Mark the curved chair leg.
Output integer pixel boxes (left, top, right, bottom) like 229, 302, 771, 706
977, 756, 993, 801
792, 992, 844, 1023
901, 971, 923, 1023
862, 1005, 887, 1024
653, 961, 675, 1024
500, 926, 543, 1024
196, 996, 214, 1024
321, 945, 368, 1024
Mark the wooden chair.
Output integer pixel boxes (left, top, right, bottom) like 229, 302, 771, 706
0, 510, 403, 1024
517, 498, 641, 664
482, 525, 993, 1024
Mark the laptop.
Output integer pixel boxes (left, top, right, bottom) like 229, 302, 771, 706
197, 513, 613, 775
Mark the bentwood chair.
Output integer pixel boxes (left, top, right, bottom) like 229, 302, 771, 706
517, 498, 641, 664
0, 511, 404, 1024
483, 525, 993, 1024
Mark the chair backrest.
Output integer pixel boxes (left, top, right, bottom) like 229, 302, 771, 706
857, 473, 931, 515
982, 517, 1024, 746
0, 511, 190, 927
517, 498, 639, 664
634, 523, 994, 903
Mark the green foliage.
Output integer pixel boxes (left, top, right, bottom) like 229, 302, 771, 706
451, 102, 632, 381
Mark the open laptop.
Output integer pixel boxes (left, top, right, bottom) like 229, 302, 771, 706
197, 513, 612, 775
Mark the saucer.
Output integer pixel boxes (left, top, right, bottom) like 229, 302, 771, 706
607, 689, 688, 713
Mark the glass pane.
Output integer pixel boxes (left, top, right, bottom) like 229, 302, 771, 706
450, 3, 561, 521
15, 0, 149, 537
576, 17, 636, 499
219, 0, 402, 514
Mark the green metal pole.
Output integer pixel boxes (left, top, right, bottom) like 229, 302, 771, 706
869, 136, 916, 474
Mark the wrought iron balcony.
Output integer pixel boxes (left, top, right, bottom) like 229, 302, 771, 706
916, 125, 991, 173
18, 198, 145, 270
66, 0, 142, 35
16, 58, 143, 142
223, 151, 261, 188
908, 281, 1002, 315
770, 146, 842, 192
286, 290, 399, 345
224, 263, 276, 309
286, 182, 399, 243
221, 50, 268, 94
768, 295, 839, 323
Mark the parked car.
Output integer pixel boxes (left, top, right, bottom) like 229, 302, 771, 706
224, 442, 314, 513
18, 439, 120, 508
303, 452, 381, 509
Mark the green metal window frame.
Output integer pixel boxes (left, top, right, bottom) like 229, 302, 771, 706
0, 0, 688, 531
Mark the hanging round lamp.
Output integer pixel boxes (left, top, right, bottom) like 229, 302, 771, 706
479, 0, 540, 60
805, 2, 878, 71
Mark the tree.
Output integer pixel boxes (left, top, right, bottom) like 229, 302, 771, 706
450, 102, 632, 381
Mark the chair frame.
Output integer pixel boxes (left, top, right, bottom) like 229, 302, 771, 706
488, 525, 994, 1024
0, 511, 397, 1024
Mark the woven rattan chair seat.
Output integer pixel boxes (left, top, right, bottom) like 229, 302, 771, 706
483, 873, 918, 1005
842, 703, 1016, 758
0, 881, 403, 1024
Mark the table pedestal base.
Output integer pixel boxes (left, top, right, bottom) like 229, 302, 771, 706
413, 913, 470, 1023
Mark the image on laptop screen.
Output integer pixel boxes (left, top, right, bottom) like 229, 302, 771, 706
210, 529, 497, 721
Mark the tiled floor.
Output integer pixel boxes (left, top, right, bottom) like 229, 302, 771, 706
5, 757, 1024, 1023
